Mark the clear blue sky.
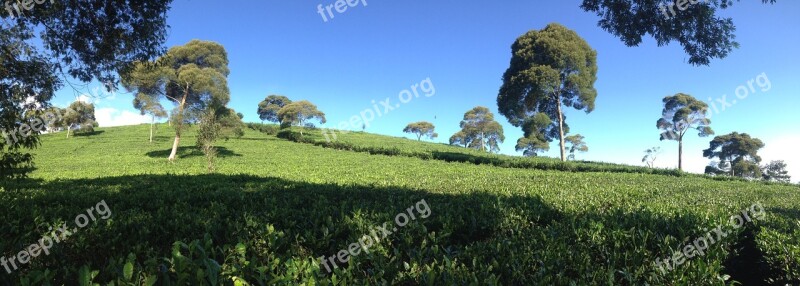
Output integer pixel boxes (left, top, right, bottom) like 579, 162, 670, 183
53, 0, 800, 179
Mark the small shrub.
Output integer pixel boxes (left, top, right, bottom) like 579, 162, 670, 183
246, 123, 279, 135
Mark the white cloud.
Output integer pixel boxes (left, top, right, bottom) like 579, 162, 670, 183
759, 134, 800, 183
76, 94, 94, 104
94, 107, 150, 127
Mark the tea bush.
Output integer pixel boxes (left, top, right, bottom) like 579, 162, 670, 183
0, 124, 796, 284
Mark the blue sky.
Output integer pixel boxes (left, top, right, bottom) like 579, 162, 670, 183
54, 0, 800, 179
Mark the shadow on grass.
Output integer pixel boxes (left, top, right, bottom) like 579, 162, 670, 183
0, 173, 752, 284
145, 146, 242, 159
73, 130, 105, 137
431, 151, 503, 165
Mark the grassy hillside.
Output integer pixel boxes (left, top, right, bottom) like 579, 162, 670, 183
0, 124, 797, 285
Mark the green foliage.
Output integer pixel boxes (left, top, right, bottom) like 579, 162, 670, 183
246, 123, 280, 135
0, 26, 60, 178
0, 0, 170, 177
62, 101, 98, 138
657, 93, 714, 141
657, 93, 714, 170
133, 93, 167, 120
197, 110, 221, 173
122, 40, 231, 161
451, 106, 505, 153
448, 130, 471, 148
515, 113, 552, 157
703, 132, 765, 178
642, 147, 661, 168
0, 124, 798, 284
565, 134, 588, 161
276, 129, 312, 143
133, 92, 168, 143
403, 121, 438, 141
276, 100, 326, 135
762, 160, 791, 183
288, 127, 686, 177
580, 0, 777, 66
197, 106, 244, 172
497, 23, 597, 161
0, 152, 35, 179
257, 95, 292, 123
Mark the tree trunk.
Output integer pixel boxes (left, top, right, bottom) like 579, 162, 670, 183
168, 87, 189, 161
678, 139, 683, 170
168, 133, 180, 161
149, 115, 155, 143
480, 132, 485, 152
556, 94, 566, 162
66, 126, 70, 139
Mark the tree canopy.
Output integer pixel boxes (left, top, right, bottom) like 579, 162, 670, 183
498, 23, 597, 162
0, 0, 172, 177
580, 0, 777, 65
122, 40, 231, 161
453, 106, 505, 153
762, 160, 791, 183
642, 147, 661, 168
565, 134, 588, 161
657, 93, 714, 170
403, 122, 437, 141
515, 113, 552, 157
258, 95, 292, 123
703, 132, 764, 178
449, 130, 471, 148
277, 100, 326, 135
133, 93, 168, 143
61, 101, 97, 138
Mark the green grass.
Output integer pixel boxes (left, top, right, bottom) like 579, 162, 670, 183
279, 125, 718, 178
0, 124, 797, 285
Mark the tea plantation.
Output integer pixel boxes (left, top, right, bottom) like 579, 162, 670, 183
0, 124, 798, 285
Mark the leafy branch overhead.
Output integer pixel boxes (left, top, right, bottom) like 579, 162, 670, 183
580, 0, 777, 65
1, 0, 172, 178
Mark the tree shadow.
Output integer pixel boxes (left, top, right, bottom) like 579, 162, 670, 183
144, 146, 242, 158
765, 206, 800, 222
0, 173, 745, 284
73, 130, 105, 137
431, 151, 503, 165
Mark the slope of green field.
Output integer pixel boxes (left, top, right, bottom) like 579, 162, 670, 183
279, 125, 744, 179
0, 124, 797, 285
